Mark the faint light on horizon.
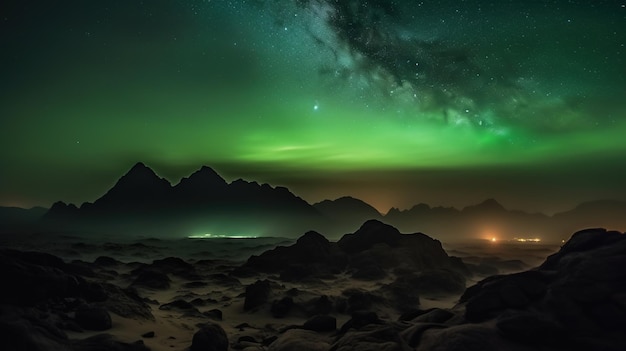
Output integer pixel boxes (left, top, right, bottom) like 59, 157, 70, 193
514, 237, 541, 242
491, 237, 497, 242
188, 233, 259, 239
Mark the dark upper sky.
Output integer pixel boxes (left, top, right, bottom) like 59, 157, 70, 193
1, 0, 625, 214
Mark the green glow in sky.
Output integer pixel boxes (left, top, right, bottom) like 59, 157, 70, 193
1, 1, 625, 213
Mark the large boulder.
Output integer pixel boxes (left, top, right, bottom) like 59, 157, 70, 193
457, 228, 626, 349
0, 305, 69, 351
244, 280, 271, 311
149, 257, 198, 280
190, 323, 229, 351
243, 231, 347, 280
72, 334, 150, 351
0, 249, 80, 305
339, 221, 468, 277
267, 329, 330, 351
416, 324, 517, 351
303, 315, 337, 332
130, 269, 171, 290
330, 325, 411, 351
337, 220, 403, 253
74, 305, 112, 331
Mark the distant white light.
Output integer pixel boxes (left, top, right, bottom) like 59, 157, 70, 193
313, 104, 319, 111
514, 237, 541, 242
491, 237, 497, 242
188, 233, 258, 239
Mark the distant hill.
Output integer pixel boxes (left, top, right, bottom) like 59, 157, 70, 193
0, 206, 47, 233
383, 198, 626, 242
17, 162, 626, 241
552, 200, 626, 235
313, 196, 382, 234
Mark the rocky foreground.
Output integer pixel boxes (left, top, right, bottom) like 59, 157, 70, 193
1, 221, 624, 350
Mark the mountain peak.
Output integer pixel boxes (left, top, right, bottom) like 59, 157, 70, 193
183, 166, 227, 186
91, 162, 172, 209
463, 198, 506, 213
124, 162, 158, 179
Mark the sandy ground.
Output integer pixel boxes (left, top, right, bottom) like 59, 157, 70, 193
2, 234, 559, 351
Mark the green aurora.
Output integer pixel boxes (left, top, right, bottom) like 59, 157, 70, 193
1, 1, 625, 213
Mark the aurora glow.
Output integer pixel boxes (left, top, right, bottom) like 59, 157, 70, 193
1, 1, 625, 214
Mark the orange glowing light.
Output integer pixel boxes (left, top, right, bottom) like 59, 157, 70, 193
491, 237, 497, 242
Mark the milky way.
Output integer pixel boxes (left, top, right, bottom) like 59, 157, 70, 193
0, 0, 625, 213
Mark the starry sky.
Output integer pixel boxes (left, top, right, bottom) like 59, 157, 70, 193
1, 0, 625, 214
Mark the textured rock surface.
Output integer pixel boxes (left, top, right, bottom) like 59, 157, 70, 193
190, 323, 229, 351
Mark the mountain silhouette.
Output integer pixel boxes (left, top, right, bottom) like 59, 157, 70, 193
314, 196, 382, 221
42, 163, 322, 237
33, 163, 626, 240
461, 198, 507, 215
88, 162, 172, 214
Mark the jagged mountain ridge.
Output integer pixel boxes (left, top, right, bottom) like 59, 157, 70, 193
25, 163, 626, 239
43, 162, 322, 237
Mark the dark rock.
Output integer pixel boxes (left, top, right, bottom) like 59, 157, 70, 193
66, 261, 97, 277
266, 329, 330, 351
330, 325, 410, 351
79, 281, 109, 302
464, 291, 503, 322
339, 311, 383, 334
100, 284, 154, 320
75, 305, 112, 331
338, 288, 380, 314
588, 301, 626, 330
235, 322, 251, 330
401, 323, 448, 348
238, 335, 257, 343
0, 249, 80, 306
203, 309, 223, 321
0, 305, 69, 351
495, 311, 564, 344
351, 263, 386, 280
338, 221, 468, 277
411, 269, 466, 295
303, 315, 337, 332
72, 333, 150, 351
278, 264, 315, 282
410, 308, 455, 324
94, 256, 120, 267
303, 295, 333, 316
243, 231, 347, 279
184, 281, 209, 288
546, 290, 600, 334
262, 335, 278, 346
416, 324, 503, 351
541, 228, 621, 270
498, 283, 529, 309
150, 257, 198, 279
271, 297, 293, 318
469, 263, 499, 276
141, 331, 155, 338
190, 323, 229, 351
244, 280, 271, 311
159, 299, 200, 314
131, 269, 170, 290
208, 273, 240, 287
378, 275, 421, 312
337, 220, 402, 253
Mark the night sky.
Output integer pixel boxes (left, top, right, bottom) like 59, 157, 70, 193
1, 0, 625, 214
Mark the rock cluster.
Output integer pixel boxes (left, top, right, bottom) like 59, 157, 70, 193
242, 219, 467, 286
263, 227, 626, 351
0, 249, 153, 350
